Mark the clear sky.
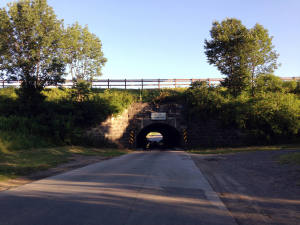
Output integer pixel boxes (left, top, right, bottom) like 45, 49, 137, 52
1, 0, 300, 79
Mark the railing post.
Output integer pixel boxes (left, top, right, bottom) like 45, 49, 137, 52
139, 88, 142, 102
141, 79, 144, 91
107, 79, 110, 89
158, 78, 160, 89
125, 79, 127, 90
174, 79, 176, 88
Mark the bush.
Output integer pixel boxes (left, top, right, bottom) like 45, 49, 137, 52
255, 74, 298, 94
247, 93, 300, 138
0, 87, 137, 149
185, 81, 227, 119
185, 82, 300, 142
70, 80, 92, 102
256, 74, 284, 93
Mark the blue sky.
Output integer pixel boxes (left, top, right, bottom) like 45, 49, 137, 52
1, 0, 300, 79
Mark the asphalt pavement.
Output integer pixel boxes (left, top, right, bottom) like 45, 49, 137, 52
0, 151, 237, 225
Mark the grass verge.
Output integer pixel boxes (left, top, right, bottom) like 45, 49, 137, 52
188, 144, 300, 155
0, 146, 129, 181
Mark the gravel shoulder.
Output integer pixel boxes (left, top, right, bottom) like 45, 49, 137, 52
191, 149, 300, 225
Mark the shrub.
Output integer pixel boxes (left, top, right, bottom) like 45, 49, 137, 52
256, 74, 284, 93
246, 92, 300, 138
185, 81, 227, 119
0, 87, 137, 149
185, 82, 300, 142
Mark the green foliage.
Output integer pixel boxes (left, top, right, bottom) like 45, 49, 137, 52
0, 0, 107, 103
246, 24, 279, 95
232, 92, 300, 139
205, 18, 279, 96
186, 81, 226, 119
0, 87, 136, 150
0, 0, 66, 101
64, 23, 107, 81
205, 18, 250, 96
295, 81, 300, 95
256, 74, 285, 93
93, 89, 135, 113
140, 88, 186, 104
256, 74, 298, 94
71, 79, 92, 102
185, 83, 300, 143
0, 146, 128, 180
283, 80, 298, 93
42, 87, 71, 102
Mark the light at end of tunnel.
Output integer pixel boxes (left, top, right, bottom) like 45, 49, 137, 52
146, 132, 163, 142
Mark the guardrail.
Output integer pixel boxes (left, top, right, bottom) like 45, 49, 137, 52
1, 77, 299, 89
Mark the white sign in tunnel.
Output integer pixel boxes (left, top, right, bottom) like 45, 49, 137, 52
151, 112, 167, 120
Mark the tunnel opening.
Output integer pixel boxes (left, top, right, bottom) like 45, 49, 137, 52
136, 123, 182, 150
146, 132, 163, 149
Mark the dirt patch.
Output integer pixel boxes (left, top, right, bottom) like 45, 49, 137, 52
191, 149, 300, 225
0, 155, 110, 192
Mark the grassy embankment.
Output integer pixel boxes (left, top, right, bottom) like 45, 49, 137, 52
0, 146, 129, 181
0, 87, 137, 181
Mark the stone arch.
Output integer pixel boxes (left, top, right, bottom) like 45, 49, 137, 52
136, 122, 182, 149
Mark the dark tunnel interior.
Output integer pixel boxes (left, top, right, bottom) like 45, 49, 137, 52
136, 123, 182, 149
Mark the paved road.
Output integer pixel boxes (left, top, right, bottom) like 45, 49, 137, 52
0, 151, 237, 225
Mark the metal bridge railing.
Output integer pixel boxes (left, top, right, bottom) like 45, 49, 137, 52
0, 77, 299, 89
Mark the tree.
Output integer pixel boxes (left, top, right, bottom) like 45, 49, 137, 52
0, 0, 65, 102
204, 18, 279, 96
247, 24, 279, 95
64, 23, 107, 82
204, 18, 250, 96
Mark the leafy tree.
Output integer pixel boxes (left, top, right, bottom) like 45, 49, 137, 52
247, 24, 279, 95
0, 0, 65, 102
204, 19, 250, 96
64, 23, 107, 82
205, 18, 279, 96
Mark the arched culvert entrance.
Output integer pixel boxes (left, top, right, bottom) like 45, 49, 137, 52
136, 123, 182, 149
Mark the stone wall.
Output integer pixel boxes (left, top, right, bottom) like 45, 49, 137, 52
86, 103, 148, 147
187, 118, 246, 148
